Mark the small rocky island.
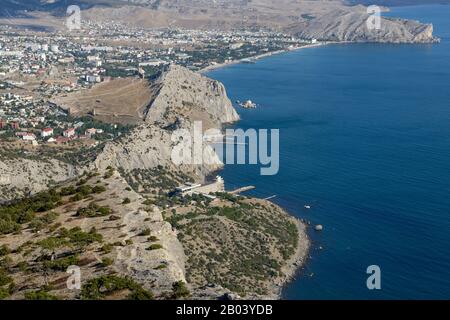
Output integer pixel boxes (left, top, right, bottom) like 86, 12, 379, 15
238, 100, 257, 109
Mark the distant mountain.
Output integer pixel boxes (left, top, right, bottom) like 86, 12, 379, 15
0, 0, 125, 15
348, 0, 450, 6
0, 0, 440, 43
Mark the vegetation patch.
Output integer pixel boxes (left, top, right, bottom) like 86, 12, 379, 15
167, 196, 300, 297
81, 275, 153, 300
76, 203, 112, 218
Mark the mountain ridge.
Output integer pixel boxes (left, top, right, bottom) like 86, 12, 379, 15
0, 0, 439, 43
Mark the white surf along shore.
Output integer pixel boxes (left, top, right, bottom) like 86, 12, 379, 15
199, 41, 334, 73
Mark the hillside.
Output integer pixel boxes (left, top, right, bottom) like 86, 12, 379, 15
0, 60, 311, 300
0, 65, 238, 203
0, 0, 439, 43
348, 1, 450, 6
0, 160, 309, 300
0, 169, 186, 299
53, 78, 155, 125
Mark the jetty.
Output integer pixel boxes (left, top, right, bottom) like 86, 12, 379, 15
230, 186, 255, 194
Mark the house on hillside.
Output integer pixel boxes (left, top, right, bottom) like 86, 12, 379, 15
41, 127, 53, 137
63, 128, 75, 138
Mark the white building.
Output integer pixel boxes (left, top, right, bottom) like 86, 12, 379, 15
51, 45, 59, 53
23, 133, 36, 141
41, 127, 53, 137
63, 128, 75, 138
86, 75, 101, 83
176, 176, 225, 197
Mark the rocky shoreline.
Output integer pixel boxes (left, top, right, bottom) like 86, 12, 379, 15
263, 214, 310, 300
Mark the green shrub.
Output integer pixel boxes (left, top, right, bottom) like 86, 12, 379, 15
59, 186, 76, 196
92, 185, 106, 194
0, 245, 10, 256
69, 193, 84, 202
122, 198, 131, 204
103, 169, 114, 179
101, 243, 113, 254
154, 264, 167, 270
76, 185, 93, 196
146, 244, 163, 251
81, 275, 153, 300
24, 290, 58, 300
64, 227, 103, 246
172, 281, 190, 299
0, 190, 62, 234
38, 237, 68, 250
0, 269, 13, 286
29, 212, 59, 232
76, 203, 111, 218
0, 219, 21, 235
139, 228, 151, 236
128, 287, 154, 300
40, 227, 103, 249
0, 287, 10, 300
101, 257, 114, 267
44, 255, 79, 271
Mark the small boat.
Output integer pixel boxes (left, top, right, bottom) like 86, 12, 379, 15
304, 205, 311, 209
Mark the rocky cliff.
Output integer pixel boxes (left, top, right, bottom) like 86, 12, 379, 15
288, 7, 438, 43
0, 168, 187, 299
95, 65, 239, 181
0, 157, 79, 203
144, 64, 240, 127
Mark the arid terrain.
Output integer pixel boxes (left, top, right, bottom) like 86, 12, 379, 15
54, 78, 155, 124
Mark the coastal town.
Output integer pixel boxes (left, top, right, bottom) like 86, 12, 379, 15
0, 21, 316, 147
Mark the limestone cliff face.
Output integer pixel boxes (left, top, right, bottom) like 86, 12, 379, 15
95, 65, 238, 180
288, 8, 439, 43
0, 158, 79, 203
103, 171, 186, 294
144, 64, 240, 128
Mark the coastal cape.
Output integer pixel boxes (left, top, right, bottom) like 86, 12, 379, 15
0, 65, 309, 300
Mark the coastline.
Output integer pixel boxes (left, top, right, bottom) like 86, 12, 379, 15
202, 42, 323, 298
199, 42, 334, 74
267, 212, 310, 300
206, 174, 310, 299
202, 43, 321, 298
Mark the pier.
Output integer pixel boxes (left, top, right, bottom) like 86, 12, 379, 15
230, 186, 255, 194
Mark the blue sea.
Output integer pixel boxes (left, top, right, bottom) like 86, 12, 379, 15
206, 5, 450, 299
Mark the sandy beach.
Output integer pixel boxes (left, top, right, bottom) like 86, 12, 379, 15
199, 42, 331, 74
